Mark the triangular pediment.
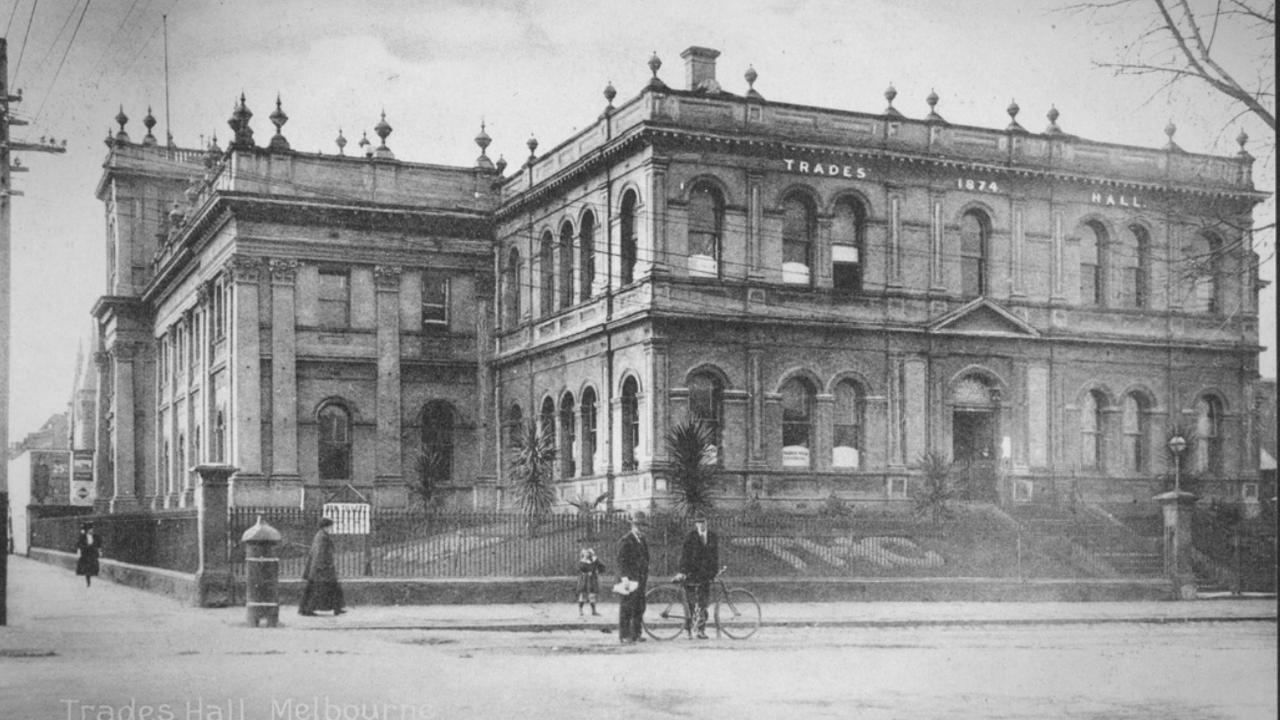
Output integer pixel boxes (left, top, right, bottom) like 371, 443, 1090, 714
928, 298, 1040, 338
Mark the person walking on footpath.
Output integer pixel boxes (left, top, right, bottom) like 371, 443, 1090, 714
674, 513, 719, 639
299, 517, 345, 616
615, 511, 650, 643
576, 545, 606, 616
74, 521, 101, 587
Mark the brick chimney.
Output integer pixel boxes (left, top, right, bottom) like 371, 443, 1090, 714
681, 46, 722, 93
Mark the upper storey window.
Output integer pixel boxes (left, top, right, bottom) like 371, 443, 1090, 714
1120, 225, 1150, 309
1079, 221, 1108, 306
539, 231, 555, 317
782, 194, 815, 285
559, 221, 575, 310
579, 212, 596, 302
421, 270, 449, 330
503, 248, 521, 328
1185, 232, 1224, 314
959, 210, 989, 298
832, 197, 865, 293
620, 191, 638, 285
687, 183, 723, 278
319, 269, 350, 328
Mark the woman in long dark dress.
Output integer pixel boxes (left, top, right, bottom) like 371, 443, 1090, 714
75, 522, 101, 587
299, 518, 345, 616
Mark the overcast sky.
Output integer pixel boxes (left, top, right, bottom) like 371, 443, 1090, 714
4, 0, 1274, 440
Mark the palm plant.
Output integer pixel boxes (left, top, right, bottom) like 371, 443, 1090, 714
666, 419, 717, 519
508, 419, 557, 536
409, 448, 448, 515
912, 451, 955, 524
567, 490, 612, 542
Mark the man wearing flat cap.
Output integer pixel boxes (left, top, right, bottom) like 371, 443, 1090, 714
674, 513, 719, 639
616, 511, 651, 643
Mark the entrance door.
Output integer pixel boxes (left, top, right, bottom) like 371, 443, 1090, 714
952, 409, 996, 462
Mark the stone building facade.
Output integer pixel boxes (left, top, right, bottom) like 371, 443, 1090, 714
89, 48, 1268, 513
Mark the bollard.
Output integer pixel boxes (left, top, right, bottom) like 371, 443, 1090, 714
241, 515, 283, 627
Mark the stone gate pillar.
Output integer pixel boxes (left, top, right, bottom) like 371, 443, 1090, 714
194, 464, 237, 607
1155, 489, 1199, 600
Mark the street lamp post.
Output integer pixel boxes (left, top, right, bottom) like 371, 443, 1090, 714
1168, 435, 1188, 493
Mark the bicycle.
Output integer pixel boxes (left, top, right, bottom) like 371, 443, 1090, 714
644, 566, 761, 640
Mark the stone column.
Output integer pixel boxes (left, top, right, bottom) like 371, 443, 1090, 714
929, 198, 946, 292
1155, 490, 1200, 599
373, 265, 405, 507
194, 464, 236, 607
645, 339, 669, 469
109, 344, 140, 512
648, 159, 670, 278
746, 347, 767, 469
269, 259, 300, 478
887, 193, 903, 289
228, 255, 263, 481
1051, 210, 1067, 303
746, 172, 765, 280
92, 350, 113, 511
1010, 204, 1026, 299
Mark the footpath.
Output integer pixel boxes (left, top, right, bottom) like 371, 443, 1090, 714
1, 555, 1274, 650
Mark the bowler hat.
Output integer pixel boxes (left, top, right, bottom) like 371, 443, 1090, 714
630, 511, 650, 527
319, 517, 335, 527
692, 512, 709, 523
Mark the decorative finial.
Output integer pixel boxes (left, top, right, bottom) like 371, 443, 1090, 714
1044, 105, 1063, 135
475, 120, 494, 171
1163, 119, 1182, 152
646, 51, 666, 90
745, 65, 763, 100
883, 84, 902, 118
495, 154, 508, 175
925, 88, 945, 123
359, 131, 372, 158
168, 201, 185, 227
604, 81, 617, 105
184, 177, 201, 205
229, 93, 255, 149
114, 106, 130, 145
104, 127, 114, 148
1237, 129, 1249, 150
1006, 98, 1025, 133
142, 106, 157, 146
373, 110, 394, 158
335, 128, 347, 155
267, 94, 290, 152
527, 133, 539, 161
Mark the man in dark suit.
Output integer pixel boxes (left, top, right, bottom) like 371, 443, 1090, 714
616, 511, 650, 643
674, 513, 719, 639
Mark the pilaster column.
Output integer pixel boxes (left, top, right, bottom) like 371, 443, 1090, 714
92, 350, 113, 511
746, 172, 765, 280
887, 193, 903, 288
269, 258, 299, 477
109, 343, 140, 511
814, 394, 835, 471
1011, 203, 1026, 298
648, 159, 670, 278
929, 197, 946, 292
1051, 210, 1067, 303
228, 254, 263, 477
747, 347, 767, 468
374, 265, 404, 503
645, 339, 669, 468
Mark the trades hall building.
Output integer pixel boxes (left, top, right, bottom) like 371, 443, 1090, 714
86, 47, 1268, 516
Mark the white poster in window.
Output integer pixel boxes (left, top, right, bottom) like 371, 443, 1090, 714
832, 446, 860, 468
687, 254, 717, 277
782, 263, 810, 285
782, 446, 810, 467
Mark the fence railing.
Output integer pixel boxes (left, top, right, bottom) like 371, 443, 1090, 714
29, 511, 200, 574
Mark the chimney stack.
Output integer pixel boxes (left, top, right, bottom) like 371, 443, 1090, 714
681, 46, 721, 93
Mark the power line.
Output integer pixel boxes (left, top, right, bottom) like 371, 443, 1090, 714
10, 0, 37, 84
32, 0, 93, 123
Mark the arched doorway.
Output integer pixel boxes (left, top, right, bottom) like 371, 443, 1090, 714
951, 375, 1000, 500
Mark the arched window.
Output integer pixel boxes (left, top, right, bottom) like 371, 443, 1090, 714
687, 182, 723, 278
620, 191, 638, 285
1121, 225, 1150, 309
1122, 393, 1149, 474
1079, 220, 1108, 306
540, 396, 556, 445
422, 401, 455, 481
539, 231, 555, 317
504, 247, 521, 327
214, 407, 226, 463
579, 212, 596, 301
580, 388, 597, 476
782, 194, 815, 285
621, 377, 639, 471
559, 393, 576, 479
832, 197, 865, 293
559, 221, 575, 310
1186, 232, 1224, 314
318, 402, 352, 481
1080, 390, 1106, 470
688, 372, 723, 464
960, 210, 989, 297
781, 377, 816, 468
833, 380, 866, 469
1195, 395, 1222, 474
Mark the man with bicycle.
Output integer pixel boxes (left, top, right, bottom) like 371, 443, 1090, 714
674, 512, 719, 639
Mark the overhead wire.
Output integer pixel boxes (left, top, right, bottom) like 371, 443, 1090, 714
32, 0, 92, 123
10, 0, 38, 84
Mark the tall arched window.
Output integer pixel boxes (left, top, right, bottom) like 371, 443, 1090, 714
782, 194, 815, 285
1121, 225, 1150, 309
1079, 220, 1108, 306
688, 372, 723, 464
539, 231, 555, 316
422, 401, 455, 481
832, 197, 865, 293
781, 377, 816, 468
833, 379, 866, 469
621, 377, 639, 471
687, 182, 723, 278
1080, 390, 1106, 470
1186, 232, 1224, 314
580, 387, 597, 476
540, 396, 556, 446
579, 212, 596, 301
318, 402, 352, 481
1122, 393, 1149, 474
504, 247, 521, 327
1195, 395, 1222, 474
960, 210, 989, 297
559, 221, 575, 310
620, 191, 638, 285
559, 393, 576, 479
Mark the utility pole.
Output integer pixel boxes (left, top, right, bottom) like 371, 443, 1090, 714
1, 37, 67, 626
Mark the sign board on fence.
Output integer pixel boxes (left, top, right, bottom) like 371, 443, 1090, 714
322, 502, 370, 535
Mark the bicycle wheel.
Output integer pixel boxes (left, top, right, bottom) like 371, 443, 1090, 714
715, 588, 761, 639
643, 584, 688, 640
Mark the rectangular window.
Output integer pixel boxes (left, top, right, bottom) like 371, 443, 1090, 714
318, 269, 350, 328
832, 244, 861, 293
422, 270, 449, 329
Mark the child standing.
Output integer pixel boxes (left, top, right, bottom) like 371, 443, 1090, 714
575, 546, 606, 616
